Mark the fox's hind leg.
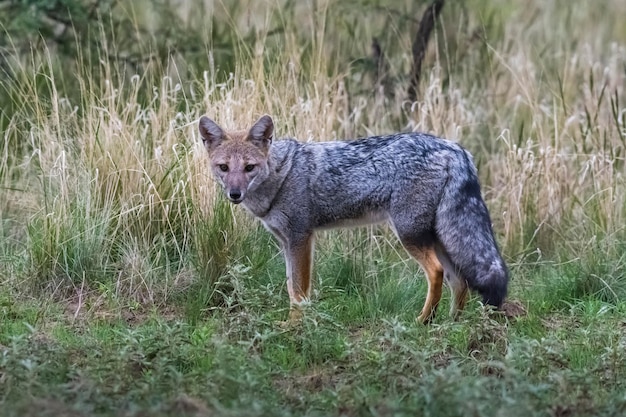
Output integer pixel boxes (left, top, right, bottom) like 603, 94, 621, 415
405, 246, 445, 324
444, 271, 468, 318
435, 247, 469, 319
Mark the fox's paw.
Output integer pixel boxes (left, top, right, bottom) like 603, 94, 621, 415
417, 309, 436, 325
289, 306, 305, 321
278, 306, 305, 329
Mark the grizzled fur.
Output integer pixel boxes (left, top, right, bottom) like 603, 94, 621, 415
199, 115, 508, 323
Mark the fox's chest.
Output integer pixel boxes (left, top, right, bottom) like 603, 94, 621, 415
241, 195, 273, 219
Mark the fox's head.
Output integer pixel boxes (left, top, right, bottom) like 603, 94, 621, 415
198, 115, 273, 204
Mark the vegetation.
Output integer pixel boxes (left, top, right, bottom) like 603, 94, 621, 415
1, 0, 625, 415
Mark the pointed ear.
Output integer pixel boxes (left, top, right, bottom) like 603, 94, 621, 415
248, 115, 274, 153
198, 116, 225, 152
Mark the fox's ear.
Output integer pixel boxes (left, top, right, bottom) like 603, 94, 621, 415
198, 116, 225, 152
248, 115, 273, 153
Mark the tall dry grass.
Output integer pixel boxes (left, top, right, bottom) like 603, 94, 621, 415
1, 0, 625, 306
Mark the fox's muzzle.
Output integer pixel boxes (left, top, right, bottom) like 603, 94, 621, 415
227, 189, 244, 204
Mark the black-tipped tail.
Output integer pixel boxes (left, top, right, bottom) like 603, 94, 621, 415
435, 149, 509, 308
472, 265, 509, 308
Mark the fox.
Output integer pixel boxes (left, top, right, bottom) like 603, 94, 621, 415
198, 115, 509, 323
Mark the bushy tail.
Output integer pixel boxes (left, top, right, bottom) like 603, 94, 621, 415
435, 151, 508, 307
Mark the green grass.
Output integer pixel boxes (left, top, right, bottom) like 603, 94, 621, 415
2, 240, 626, 416
2, 0, 626, 415
2, 276, 625, 417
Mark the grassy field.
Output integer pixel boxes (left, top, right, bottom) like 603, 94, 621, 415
1, 0, 626, 416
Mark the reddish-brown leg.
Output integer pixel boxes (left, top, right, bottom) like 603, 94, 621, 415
406, 246, 445, 323
284, 234, 314, 322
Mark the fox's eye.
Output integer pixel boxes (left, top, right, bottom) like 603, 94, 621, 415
218, 164, 229, 172
244, 164, 256, 172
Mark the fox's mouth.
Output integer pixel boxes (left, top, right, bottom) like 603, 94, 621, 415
229, 197, 244, 204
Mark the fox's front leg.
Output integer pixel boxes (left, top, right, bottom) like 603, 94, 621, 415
284, 233, 315, 322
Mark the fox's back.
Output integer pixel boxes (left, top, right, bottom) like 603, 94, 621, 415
297, 132, 466, 191
272, 132, 470, 229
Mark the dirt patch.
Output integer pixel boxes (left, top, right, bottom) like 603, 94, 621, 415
273, 365, 344, 401
62, 286, 183, 327
164, 394, 216, 417
501, 299, 528, 318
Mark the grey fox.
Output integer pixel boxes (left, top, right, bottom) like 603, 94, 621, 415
199, 115, 509, 323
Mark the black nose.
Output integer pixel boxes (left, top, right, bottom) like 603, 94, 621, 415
229, 190, 242, 201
